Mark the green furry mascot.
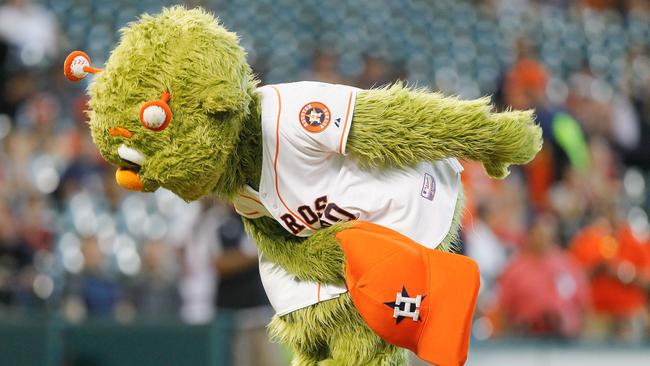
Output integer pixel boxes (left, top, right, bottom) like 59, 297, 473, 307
63, 7, 541, 366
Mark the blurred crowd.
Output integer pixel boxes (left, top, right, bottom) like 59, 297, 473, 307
1, 0, 650, 350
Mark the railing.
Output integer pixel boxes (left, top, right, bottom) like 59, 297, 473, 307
0, 313, 234, 366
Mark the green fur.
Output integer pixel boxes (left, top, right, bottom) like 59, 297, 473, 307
270, 294, 406, 366
84, 7, 542, 365
243, 216, 349, 285
439, 187, 465, 252
88, 6, 260, 201
349, 83, 542, 179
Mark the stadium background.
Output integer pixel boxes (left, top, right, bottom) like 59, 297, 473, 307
1, 0, 650, 365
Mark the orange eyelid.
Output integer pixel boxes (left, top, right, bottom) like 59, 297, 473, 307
160, 91, 171, 103
109, 127, 133, 138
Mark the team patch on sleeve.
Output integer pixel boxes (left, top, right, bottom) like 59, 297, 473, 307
299, 101, 331, 133
421, 173, 436, 201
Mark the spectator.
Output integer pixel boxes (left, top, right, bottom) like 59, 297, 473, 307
503, 53, 591, 209
174, 198, 216, 324
0, 0, 60, 65
305, 50, 349, 85
465, 202, 509, 289
567, 69, 641, 154
179, 200, 283, 365
570, 214, 650, 341
498, 213, 590, 338
129, 240, 181, 320
0, 200, 33, 306
356, 55, 394, 89
213, 208, 284, 366
65, 237, 123, 319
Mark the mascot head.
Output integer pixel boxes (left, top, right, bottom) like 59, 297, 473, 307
66, 7, 257, 201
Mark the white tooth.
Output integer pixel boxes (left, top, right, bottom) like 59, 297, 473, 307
117, 144, 146, 165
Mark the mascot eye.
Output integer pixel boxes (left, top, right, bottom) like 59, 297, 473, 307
140, 91, 172, 131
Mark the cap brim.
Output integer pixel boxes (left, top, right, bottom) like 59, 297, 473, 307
416, 249, 480, 366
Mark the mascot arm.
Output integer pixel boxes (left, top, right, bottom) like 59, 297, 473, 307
347, 83, 543, 179
243, 216, 350, 285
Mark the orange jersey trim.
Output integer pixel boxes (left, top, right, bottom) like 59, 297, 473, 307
269, 86, 318, 231
317, 283, 321, 302
338, 91, 354, 154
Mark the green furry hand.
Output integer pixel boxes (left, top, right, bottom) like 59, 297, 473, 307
243, 217, 351, 285
480, 110, 543, 179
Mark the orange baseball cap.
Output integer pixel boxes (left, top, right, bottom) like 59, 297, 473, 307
336, 222, 480, 366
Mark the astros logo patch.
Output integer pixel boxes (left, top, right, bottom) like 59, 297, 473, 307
299, 102, 331, 133
384, 286, 425, 324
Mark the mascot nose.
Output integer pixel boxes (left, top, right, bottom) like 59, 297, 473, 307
115, 168, 143, 191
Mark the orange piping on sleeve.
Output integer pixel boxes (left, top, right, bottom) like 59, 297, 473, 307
317, 283, 321, 302
338, 91, 354, 154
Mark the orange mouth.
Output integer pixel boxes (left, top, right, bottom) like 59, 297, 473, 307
115, 168, 143, 191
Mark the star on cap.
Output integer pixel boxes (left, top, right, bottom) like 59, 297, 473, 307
384, 286, 426, 324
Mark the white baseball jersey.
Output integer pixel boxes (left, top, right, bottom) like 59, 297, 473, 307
232, 81, 463, 316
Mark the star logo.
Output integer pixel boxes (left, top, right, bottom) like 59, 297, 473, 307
299, 101, 331, 133
384, 286, 425, 324
307, 110, 323, 125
